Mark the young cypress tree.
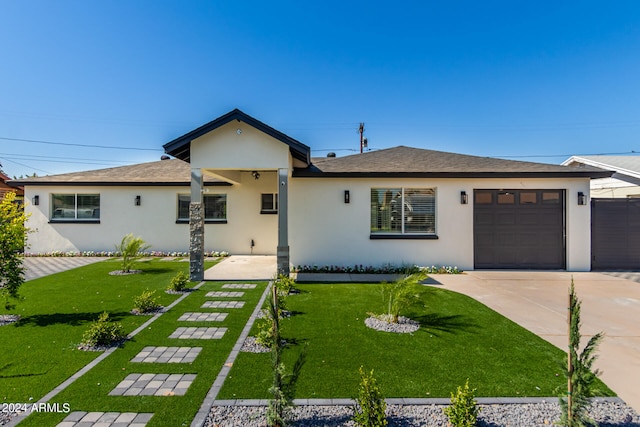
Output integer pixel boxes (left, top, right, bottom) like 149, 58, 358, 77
558, 279, 604, 427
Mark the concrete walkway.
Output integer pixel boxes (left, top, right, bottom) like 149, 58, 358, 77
204, 255, 276, 281
23, 256, 105, 281
429, 271, 640, 412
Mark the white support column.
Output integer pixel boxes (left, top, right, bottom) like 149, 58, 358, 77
190, 168, 205, 281
277, 168, 290, 275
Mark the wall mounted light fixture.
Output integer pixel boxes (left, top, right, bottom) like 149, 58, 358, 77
460, 191, 468, 204
577, 191, 586, 205
251, 171, 261, 180
344, 190, 350, 204
135, 195, 141, 206
32, 195, 39, 205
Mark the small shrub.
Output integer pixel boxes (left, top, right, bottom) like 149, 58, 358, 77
352, 366, 387, 427
115, 233, 150, 273
133, 289, 161, 313
81, 312, 125, 347
255, 314, 276, 349
443, 379, 480, 427
375, 271, 427, 324
276, 274, 297, 295
168, 271, 189, 292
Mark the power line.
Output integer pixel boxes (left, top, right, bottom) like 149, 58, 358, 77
0, 152, 133, 164
0, 136, 162, 151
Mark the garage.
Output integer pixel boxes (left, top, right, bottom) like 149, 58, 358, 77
474, 189, 566, 269
591, 198, 640, 270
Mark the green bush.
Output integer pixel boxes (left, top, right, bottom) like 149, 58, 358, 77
376, 271, 427, 323
133, 289, 161, 313
276, 274, 297, 295
443, 379, 480, 427
115, 233, 150, 273
168, 271, 189, 292
352, 366, 387, 427
81, 312, 125, 347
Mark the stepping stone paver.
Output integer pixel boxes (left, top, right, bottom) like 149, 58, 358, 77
202, 301, 244, 309
57, 411, 153, 426
205, 291, 245, 297
109, 373, 196, 397
222, 283, 256, 289
169, 327, 227, 339
178, 312, 228, 322
131, 346, 202, 363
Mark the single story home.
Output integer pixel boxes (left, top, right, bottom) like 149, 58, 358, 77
12, 109, 612, 278
1, 171, 24, 201
562, 155, 640, 198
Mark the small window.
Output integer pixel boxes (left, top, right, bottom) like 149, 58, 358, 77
542, 191, 561, 204
51, 194, 100, 221
261, 193, 278, 214
177, 194, 227, 222
497, 192, 515, 204
475, 191, 493, 204
520, 192, 537, 204
371, 188, 435, 235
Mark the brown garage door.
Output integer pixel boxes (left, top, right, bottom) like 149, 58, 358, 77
591, 198, 640, 270
474, 190, 566, 269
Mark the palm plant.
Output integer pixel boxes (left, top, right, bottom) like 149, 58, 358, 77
115, 233, 150, 273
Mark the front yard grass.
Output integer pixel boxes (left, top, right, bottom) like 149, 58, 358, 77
219, 283, 615, 399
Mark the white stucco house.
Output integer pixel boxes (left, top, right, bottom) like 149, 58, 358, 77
562, 155, 640, 198
13, 109, 612, 276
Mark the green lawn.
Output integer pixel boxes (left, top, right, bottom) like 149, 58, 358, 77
219, 283, 615, 399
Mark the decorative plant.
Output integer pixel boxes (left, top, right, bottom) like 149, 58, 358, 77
115, 233, 150, 273
443, 379, 480, 427
0, 191, 30, 309
558, 279, 604, 427
132, 289, 161, 313
266, 283, 307, 427
81, 312, 125, 347
374, 271, 427, 323
352, 366, 388, 427
276, 274, 297, 295
167, 271, 189, 292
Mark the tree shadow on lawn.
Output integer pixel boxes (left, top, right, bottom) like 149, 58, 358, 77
16, 311, 131, 327
413, 313, 479, 337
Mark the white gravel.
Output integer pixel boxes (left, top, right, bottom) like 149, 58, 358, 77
364, 316, 420, 333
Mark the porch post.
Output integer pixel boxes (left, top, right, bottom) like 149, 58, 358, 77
190, 168, 205, 281
277, 168, 290, 275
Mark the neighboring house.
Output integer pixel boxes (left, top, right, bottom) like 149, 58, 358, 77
562, 155, 640, 198
13, 109, 611, 274
1, 171, 24, 200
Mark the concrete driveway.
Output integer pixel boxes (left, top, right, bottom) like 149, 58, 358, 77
430, 271, 640, 412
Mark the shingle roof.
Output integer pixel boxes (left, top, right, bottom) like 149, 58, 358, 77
294, 146, 612, 178
562, 155, 640, 179
10, 159, 228, 186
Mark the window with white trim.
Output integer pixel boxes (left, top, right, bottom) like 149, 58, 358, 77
51, 194, 100, 221
177, 194, 227, 222
370, 188, 435, 235
261, 193, 278, 214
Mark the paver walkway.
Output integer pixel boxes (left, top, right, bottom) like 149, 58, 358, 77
109, 373, 197, 396
131, 346, 202, 363
178, 312, 228, 322
202, 300, 245, 309
23, 256, 105, 281
58, 412, 153, 426
169, 326, 227, 339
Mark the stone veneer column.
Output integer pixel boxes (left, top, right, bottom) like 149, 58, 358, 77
277, 168, 290, 275
190, 168, 204, 281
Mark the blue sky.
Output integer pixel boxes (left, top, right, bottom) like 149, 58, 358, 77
2, 1, 640, 177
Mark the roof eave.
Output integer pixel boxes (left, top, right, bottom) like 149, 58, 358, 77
292, 170, 614, 179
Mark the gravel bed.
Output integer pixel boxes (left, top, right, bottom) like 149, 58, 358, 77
0, 314, 20, 326
130, 306, 167, 315
165, 288, 195, 295
108, 269, 142, 276
205, 400, 640, 427
241, 336, 271, 353
364, 316, 420, 333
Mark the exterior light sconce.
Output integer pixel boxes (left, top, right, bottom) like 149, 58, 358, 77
251, 171, 261, 180
135, 195, 141, 206
577, 192, 586, 206
32, 195, 39, 205
460, 191, 468, 205
344, 190, 350, 204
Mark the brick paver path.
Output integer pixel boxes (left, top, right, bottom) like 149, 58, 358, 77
205, 291, 245, 298
109, 373, 196, 397
169, 327, 227, 339
131, 346, 202, 363
222, 283, 256, 289
178, 312, 228, 322
201, 301, 244, 309
57, 411, 153, 426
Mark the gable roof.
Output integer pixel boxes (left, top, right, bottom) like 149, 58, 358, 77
562, 155, 640, 180
10, 159, 229, 187
294, 146, 613, 178
163, 108, 311, 165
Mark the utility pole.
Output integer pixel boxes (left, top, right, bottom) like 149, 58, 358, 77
359, 122, 368, 154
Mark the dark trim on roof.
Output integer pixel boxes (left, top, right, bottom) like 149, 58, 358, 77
163, 108, 311, 165
292, 170, 614, 179
11, 181, 232, 187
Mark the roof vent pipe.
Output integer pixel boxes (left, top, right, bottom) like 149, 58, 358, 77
327, 152, 336, 158
160, 155, 170, 160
